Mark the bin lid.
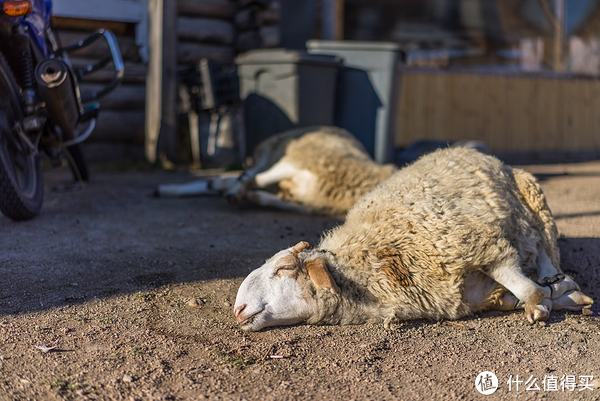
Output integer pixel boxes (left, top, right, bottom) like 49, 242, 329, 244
306, 40, 403, 53
236, 48, 342, 67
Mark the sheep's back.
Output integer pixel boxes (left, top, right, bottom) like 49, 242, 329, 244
321, 147, 537, 284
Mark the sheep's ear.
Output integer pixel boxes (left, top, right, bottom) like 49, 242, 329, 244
304, 258, 340, 294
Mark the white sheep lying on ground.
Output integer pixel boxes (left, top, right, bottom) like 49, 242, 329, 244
156, 126, 397, 215
234, 147, 593, 331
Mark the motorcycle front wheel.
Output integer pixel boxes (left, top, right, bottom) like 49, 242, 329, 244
0, 53, 43, 221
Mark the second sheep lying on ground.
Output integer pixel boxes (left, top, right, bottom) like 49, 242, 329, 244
156, 126, 398, 215
233, 147, 593, 331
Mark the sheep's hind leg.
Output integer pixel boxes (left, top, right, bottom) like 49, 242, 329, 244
536, 249, 593, 312
246, 190, 310, 213
486, 257, 552, 324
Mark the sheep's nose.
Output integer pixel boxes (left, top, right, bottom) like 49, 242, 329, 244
234, 304, 247, 322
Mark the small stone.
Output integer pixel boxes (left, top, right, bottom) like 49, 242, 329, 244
223, 301, 231, 307
538, 321, 547, 327
123, 374, 133, 383
186, 299, 202, 307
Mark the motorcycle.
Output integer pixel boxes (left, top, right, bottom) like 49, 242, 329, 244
0, 0, 123, 220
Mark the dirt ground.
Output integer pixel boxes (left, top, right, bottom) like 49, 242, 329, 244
1, 158, 599, 401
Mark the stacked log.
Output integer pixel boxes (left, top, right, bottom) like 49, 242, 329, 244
53, 18, 147, 161
177, 0, 236, 65
52, 0, 282, 163
235, 0, 281, 52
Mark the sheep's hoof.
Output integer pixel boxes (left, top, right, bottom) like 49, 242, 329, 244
552, 290, 594, 312
226, 192, 243, 205
383, 317, 397, 330
549, 275, 581, 300
525, 299, 552, 324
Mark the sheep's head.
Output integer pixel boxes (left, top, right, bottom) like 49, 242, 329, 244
234, 241, 339, 331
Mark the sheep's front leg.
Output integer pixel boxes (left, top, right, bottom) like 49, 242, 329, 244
155, 175, 239, 197
226, 159, 298, 204
486, 257, 551, 324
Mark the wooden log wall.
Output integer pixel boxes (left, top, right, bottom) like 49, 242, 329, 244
396, 70, 600, 153
53, 0, 281, 163
177, 0, 236, 64
53, 18, 147, 162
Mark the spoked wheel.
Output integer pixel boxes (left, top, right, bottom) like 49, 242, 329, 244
0, 53, 43, 221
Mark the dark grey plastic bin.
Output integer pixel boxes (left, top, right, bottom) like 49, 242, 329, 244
306, 40, 404, 163
236, 49, 341, 155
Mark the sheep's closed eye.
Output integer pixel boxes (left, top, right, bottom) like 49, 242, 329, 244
275, 264, 297, 278
274, 255, 300, 277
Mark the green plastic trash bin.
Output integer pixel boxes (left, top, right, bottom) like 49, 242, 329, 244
307, 40, 404, 163
236, 49, 341, 155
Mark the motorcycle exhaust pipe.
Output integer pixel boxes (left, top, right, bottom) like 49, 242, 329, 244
35, 58, 83, 140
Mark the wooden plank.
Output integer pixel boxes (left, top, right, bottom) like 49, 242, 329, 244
592, 80, 600, 148
79, 83, 146, 110
158, 0, 179, 161
432, 73, 446, 141
177, 0, 236, 19
177, 17, 235, 44
52, 0, 146, 23
423, 72, 437, 140
395, 72, 415, 147
558, 79, 574, 150
522, 77, 536, 150
177, 42, 235, 64
482, 76, 507, 151
503, 77, 518, 151
89, 110, 145, 143
397, 71, 600, 154
52, 17, 129, 34
579, 79, 595, 149
446, 74, 460, 141
82, 141, 145, 162
412, 73, 427, 142
145, 0, 163, 163
549, 78, 563, 151
569, 79, 585, 150
462, 74, 483, 141
581, 79, 596, 149
533, 78, 552, 150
